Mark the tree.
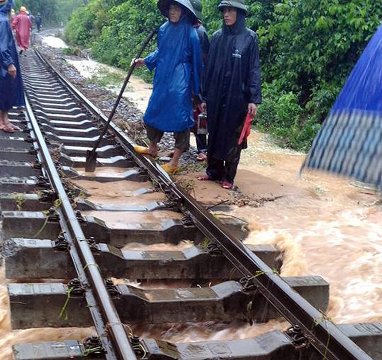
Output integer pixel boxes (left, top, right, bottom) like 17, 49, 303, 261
64, 0, 382, 150
260, 0, 382, 113
14, 0, 84, 26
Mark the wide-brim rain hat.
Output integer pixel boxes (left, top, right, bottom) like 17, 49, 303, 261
189, 0, 202, 20
157, 0, 197, 21
0, 0, 7, 12
218, 0, 247, 14
0, 0, 14, 13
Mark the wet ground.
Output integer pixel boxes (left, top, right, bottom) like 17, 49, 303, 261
30, 28, 382, 322
53, 26, 382, 325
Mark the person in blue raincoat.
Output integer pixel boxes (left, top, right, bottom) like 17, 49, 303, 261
134, 0, 201, 174
0, 0, 24, 133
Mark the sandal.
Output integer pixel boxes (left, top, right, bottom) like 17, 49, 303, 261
221, 180, 234, 190
161, 163, 178, 175
134, 145, 157, 158
197, 174, 224, 182
197, 174, 215, 181
196, 152, 207, 161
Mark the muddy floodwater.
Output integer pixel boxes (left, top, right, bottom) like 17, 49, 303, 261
66, 58, 152, 113
240, 135, 382, 324
182, 132, 382, 325
41, 35, 68, 49
65, 133, 382, 342
1, 32, 381, 358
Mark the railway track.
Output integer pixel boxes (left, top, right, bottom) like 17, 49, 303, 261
0, 49, 381, 359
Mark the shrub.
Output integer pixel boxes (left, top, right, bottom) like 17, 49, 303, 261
65, 0, 382, 151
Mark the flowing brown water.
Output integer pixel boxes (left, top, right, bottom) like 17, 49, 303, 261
2, 137, 380, 357
234, 134, 382, 324
0, 267, 95, 360
4, 134, 380, 355
240, 194, 382, 324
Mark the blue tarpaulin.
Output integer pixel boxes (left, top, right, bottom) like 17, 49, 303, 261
301, 26, 382, 188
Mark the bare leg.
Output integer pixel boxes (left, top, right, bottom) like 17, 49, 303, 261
0, 111, 19, 132
161, 147, 183, 175
3, 111, 9, 125
0, 111, 6, 129
147, 141, 158, 157
3, 111, 15, 129
168, 147, 183, 168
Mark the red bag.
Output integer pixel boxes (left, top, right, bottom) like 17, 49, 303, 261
238, 113, 254, 145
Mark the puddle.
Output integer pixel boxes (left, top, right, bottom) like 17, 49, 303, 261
41, 35, 68, 49
66, 58, 151, 113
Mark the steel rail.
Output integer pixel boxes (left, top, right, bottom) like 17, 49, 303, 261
34, 49, 371, 360
23, 96, 137, 359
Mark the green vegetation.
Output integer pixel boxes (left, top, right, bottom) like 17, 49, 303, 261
64, 0, 382, 151
65, 0, 161, 82
62, 46, 81, 56
89, 68, 125, 87
14, 0, 84, 26
255, 0, 382, 150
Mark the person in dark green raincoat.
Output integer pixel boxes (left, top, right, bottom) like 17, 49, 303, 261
134, 0, 201, 175
199, 0, 261, 189
0, 0, 24, 133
